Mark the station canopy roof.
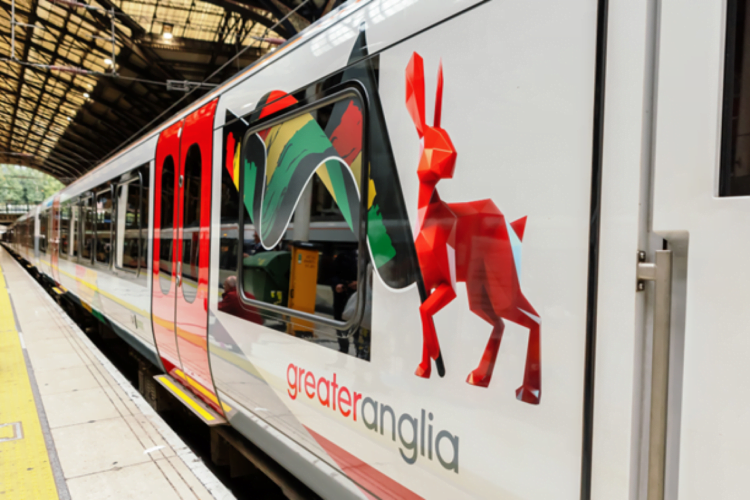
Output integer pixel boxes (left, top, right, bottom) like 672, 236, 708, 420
0, 0, 343, 183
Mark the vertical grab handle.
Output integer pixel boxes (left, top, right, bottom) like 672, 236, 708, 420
638, 250, 673, 500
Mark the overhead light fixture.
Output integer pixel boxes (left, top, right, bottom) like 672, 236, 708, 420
162, 23, 173, 40
104, 58, 112, 65
83, 92, 89, 98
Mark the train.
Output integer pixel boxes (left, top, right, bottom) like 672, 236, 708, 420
5, 0, 750, 498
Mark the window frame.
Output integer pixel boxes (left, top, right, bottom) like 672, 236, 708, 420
70, 200, 79, 258
234, 86, 371, 330
93, 185, 114, 267
78, 192, 95, 264
720, 0, 740, 195
113, 167, 144, 277
38, 208, 49, 255
59, 202, 71, 260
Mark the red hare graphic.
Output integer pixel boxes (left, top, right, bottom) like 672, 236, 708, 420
407, 52, 541, 404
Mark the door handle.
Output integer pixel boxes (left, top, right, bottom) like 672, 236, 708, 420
638, 250, 673, 500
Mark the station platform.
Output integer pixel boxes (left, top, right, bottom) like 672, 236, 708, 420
0, 247, 235, 500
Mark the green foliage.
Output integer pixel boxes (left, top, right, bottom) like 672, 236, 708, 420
0, 164, 64, 205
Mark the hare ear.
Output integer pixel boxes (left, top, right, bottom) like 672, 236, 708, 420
406, 52, 426, 138
434, 60, 444, 128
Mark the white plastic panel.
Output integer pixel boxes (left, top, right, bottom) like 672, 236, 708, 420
652, 1, 750, 499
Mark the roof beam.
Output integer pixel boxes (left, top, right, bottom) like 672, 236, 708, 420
42, 155, 84, 179
20, 7, 75, 154
0, 46, 169, 142
0, 67, 149, 138
201, 0, 287, 38
44, 151, 88, 176
4, 0, 38, 150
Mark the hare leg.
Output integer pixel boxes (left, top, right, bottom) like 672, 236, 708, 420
514, 309, 541, 405
467, 319, 505, 387
416, 283, 456, 378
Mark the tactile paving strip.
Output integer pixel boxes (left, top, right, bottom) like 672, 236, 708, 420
0, 262, 59, 499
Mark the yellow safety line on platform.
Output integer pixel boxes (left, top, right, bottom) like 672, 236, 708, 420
0, 261, 59, 499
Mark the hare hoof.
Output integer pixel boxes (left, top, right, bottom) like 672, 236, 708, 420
466, 370, 492, 387
415, 362, 431, 378
515, 385, 541, 405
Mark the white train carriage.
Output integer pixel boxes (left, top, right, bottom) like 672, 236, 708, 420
6, 0, 750, 498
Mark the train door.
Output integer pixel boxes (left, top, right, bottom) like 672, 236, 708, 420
645, 2, 750, 499
152, 99, 220, 412
174, 100, 218, 408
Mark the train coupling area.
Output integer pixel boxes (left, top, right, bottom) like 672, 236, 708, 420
0, 247, 234, 500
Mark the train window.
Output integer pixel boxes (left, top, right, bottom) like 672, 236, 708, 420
220, 92, 371, 359
722, 0, 750, 195
95, 188, 113, 265
218, 164, 240, 273
80, 195, 95, 261
39, 209, 48, 254
114, 163, 150, 280
159, 156, 175, 294
115, 179, 139, 272
218, 160, 251, 321
60, 203, 70, 259
180, 144, 202, 304
71, 203, 79, 257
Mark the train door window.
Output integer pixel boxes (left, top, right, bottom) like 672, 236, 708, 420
95, 187, 113, 265
115, 169, 142, 273
221, 93, 370, 359
39, 209, 48, 254
159, 156, 175, 294
80, 195, 95, 261
59, 203, 70, 259
139, 163, 150, 275
721, 0, 750, 195
180, 144, 201, 304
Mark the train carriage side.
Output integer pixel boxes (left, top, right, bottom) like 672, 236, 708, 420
58, 142, 158, 364
203, 0, 608, 498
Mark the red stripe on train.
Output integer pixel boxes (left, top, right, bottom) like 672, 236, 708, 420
304, 426, 424, 500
